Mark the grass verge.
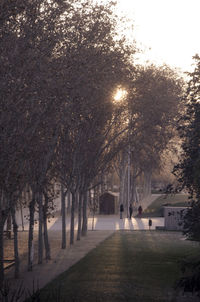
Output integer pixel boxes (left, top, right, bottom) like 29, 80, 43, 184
37, 231, 200, 302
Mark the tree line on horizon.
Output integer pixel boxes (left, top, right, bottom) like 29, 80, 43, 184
1, 0, 198, 287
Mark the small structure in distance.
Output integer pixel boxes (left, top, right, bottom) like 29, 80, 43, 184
99, 191, 119, 215
164, 206, 189, 231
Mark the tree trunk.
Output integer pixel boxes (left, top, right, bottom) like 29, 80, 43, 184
131, 179, 139, 204
0, 217, 6, 286
100, 175, 104, 194
119, 173, 123, 206
61, 184, 67, 249
92, 208, 95, 231
67, 191, 71, 213
77, 192, 82, 241
38, 192, 43, 264
19, 198, 24, 231
130, 167, 139, 204
28, 197, 35, 271
118, 152, 127, 207
82, 191, 88, 236
11, 206, 19, 278
143, 169, 152, 199
6, 212, 12, 239
70, 191, 76, 245
43, 195, 51, 260
123, 167, 128, 217
0, 191, 9, 284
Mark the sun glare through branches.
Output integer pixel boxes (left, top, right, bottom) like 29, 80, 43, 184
113, 88, 127, 103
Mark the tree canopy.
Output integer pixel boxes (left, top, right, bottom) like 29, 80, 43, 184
173, 54, 200, 240
174, 55, 200, 198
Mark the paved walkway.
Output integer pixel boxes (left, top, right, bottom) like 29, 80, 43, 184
46, 215, 164, 231
17, 215, 164, 232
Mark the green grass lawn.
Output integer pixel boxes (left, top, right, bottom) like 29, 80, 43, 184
141, 194, 191, 218
38, 231, 200, 302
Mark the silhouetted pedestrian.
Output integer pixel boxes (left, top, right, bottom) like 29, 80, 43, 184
129, 204, 133, 219
148, 219, 152, 230
138, 205, 143, 217
120, 204, 124, 219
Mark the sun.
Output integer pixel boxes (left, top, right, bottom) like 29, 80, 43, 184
114, 88, 127, 102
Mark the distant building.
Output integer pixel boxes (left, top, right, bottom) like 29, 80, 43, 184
164, 206, 189, 230
99, 191, 119, 215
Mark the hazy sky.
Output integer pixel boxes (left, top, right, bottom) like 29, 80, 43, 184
110, 0, 200, 72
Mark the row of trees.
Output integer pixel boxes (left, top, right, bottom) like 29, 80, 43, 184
0, 0, 184, 285
0, 0, 132, 284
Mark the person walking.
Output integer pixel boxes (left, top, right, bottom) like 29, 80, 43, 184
148, 219, 152, 230
138, 205, 143, 217
120, 204, 124, 219
129, 204, 133, 219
